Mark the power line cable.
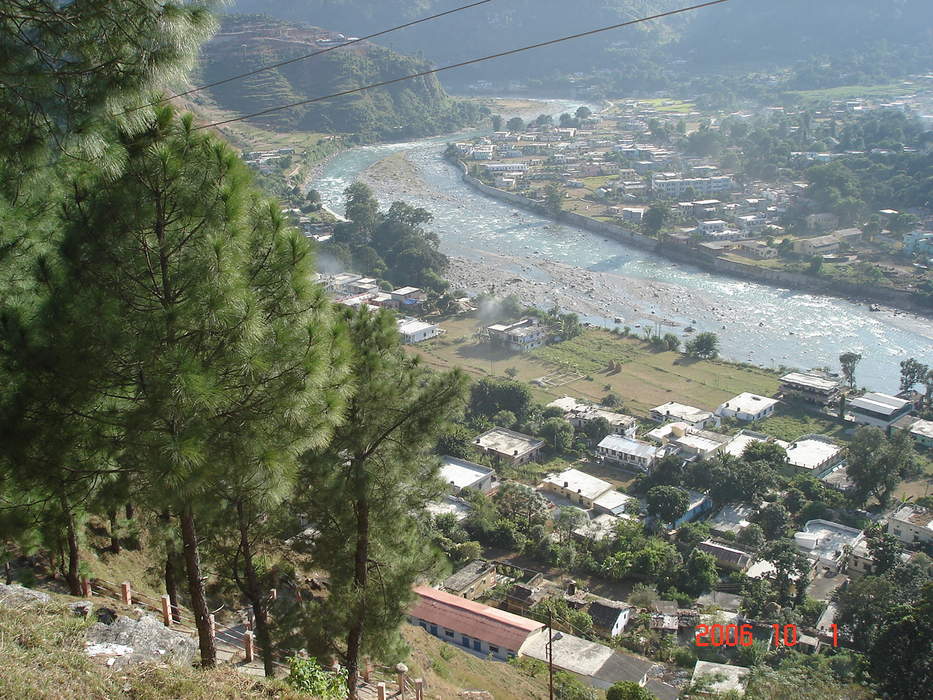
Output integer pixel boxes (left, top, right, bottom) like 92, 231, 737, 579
133, 0, 495, 111
192, 0, 729, 131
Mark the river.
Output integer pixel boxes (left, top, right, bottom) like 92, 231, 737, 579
311, 99, 933, 391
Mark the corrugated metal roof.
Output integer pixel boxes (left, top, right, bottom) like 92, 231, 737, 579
410, 586, 544, 652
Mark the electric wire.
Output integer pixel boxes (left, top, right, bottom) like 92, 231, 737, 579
130, 0, 495, 111
191, 0, 729, 131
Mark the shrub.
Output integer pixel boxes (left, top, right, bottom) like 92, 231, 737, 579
285, 657, 348, 699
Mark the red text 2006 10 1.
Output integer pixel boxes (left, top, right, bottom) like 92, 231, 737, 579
695, 623, 839, 647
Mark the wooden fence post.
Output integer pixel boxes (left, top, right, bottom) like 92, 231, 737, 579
160, 594, 172, 627
120, 581, 132, 605
376, 683, 386, 700
396, 662, 408, 697
362, 656, 372, 683
208, 613, 216, 640
244, 631, 255, 663
415, 678, 424, 700
80, 576, 92, 598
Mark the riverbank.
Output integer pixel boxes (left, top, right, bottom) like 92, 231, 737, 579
451, 156, 932, 319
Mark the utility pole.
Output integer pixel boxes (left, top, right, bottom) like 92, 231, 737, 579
547, 608, 554, 700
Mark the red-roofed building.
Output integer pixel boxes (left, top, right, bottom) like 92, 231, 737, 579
408, 585, 546, 660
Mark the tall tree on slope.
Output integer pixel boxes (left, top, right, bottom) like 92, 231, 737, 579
298, 307, 468, 698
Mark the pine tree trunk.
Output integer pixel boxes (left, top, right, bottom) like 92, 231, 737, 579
60, 493, 82, 596
165, 545, 181, 624
125, 503, 134, 520
345, 459, 370, 700
108, 508, 121, 554
236, 500, 275, 677
179, 504, 216, 667
4, 561, 11, 585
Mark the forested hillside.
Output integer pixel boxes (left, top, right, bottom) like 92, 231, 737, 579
229, 0, 933, 91
198, 15, 483, 139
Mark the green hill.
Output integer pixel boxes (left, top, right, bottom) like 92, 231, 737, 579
198, 15, 483, 141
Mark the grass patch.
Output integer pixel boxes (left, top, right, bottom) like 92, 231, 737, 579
785, 83, 906, 103
410, 318, 780, 416
754, 401, 849, 442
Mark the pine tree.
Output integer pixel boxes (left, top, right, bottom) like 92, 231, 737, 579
297, 307, 468, 698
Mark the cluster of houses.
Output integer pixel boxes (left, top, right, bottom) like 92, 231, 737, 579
404, 359, 932, 696
315, 271, 447, 345
241, 147, 295, 175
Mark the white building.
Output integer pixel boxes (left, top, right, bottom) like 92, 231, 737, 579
715, 393, 779, 422
650, 402, 719, 429
542, 468, 614, 509
439, 456, 496, 495
474, 428, 544, 466
486, 319, 547, 352
691, 661, 750, 697
794, 519, 863, 572
397, 318, 442, 344
785, 435, 843, 476
887, 504, 933, 546
596, 435, 659, 472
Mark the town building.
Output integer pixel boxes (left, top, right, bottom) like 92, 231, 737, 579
645, 422, 730, 460
675, 490, 714, 527
391, 286, 426, 309
707, 503, 756, 538
521, 630, 654, 690
547, 396, 637, 436
887, 504, 933, 546
473, 428, 544, 467
439, 456, 496, 495
848, 392, 913, 429
697, 541, 753, 571
715, 393, 779, 422
442, 560, 499, 600
408, 586, 545, 661
541, 468, 616, 509
784, 435, 843, 476
486, 318, 547, 352
651, 174, 733, 198
596, 435, 659, 472
794, 519, 863, 571
779, 371, 843, 406
650, 402, 719, 429
396, 317, 442, 344
896, 416, 933, 448
588, 600, 633, 638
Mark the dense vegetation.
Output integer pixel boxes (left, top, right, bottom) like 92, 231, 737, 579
199, 15, 483, 140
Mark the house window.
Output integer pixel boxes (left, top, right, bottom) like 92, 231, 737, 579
430, 625, 438, 636
472, 639, 482, 651
489, 645, 499, 654
462, 636, 470, 647
445, 630, 454, 638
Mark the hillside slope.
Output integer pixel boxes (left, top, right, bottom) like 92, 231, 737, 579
198, 15, 483, 140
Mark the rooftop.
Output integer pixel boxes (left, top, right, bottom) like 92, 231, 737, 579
794, 519, 863, 562
780, 371, 841, 392
521, 631, 653, 685
439, 456, 494, 490
891, 504, 933, 531
707, 503, 756, 534
717, 392, 779, 415
544, 468, 613, 501
397, 318, 437, 336
691, 661, 750, 696
651, 402, 713, 423
474, 428, 544, 457
722, 430, 770, 458
426, 496, 472, 522
597, 434, 658, 459
849, 392, 911, 417
785, 435, 841, 471
593, 490, 634, 515
443, 560, 496, 593
410, 586, 544, 652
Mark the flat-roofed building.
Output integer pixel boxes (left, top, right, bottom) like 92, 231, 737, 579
486, 318, 547, 351
521, 630, 653, 689
794, 519, 863, 571
439, 456, 496, 495
715, 393, 779, 422
779, 371, 842, 406
474, 427, 544, 466
849, 392, 913, 429
722, 430, 772, 458
650, 402, 719, 429
596, 435, 659, 472
785, 435, 843, 476
442, 560, 498, 600
645, 422, 730, 460
542, 468, 614, 508
408, 586, 545, 660
887, 504, 933, 546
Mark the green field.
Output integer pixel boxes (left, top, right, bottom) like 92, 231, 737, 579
411, 319, 780, 417
638, 98, 695, 113
785, 83, 906, 103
